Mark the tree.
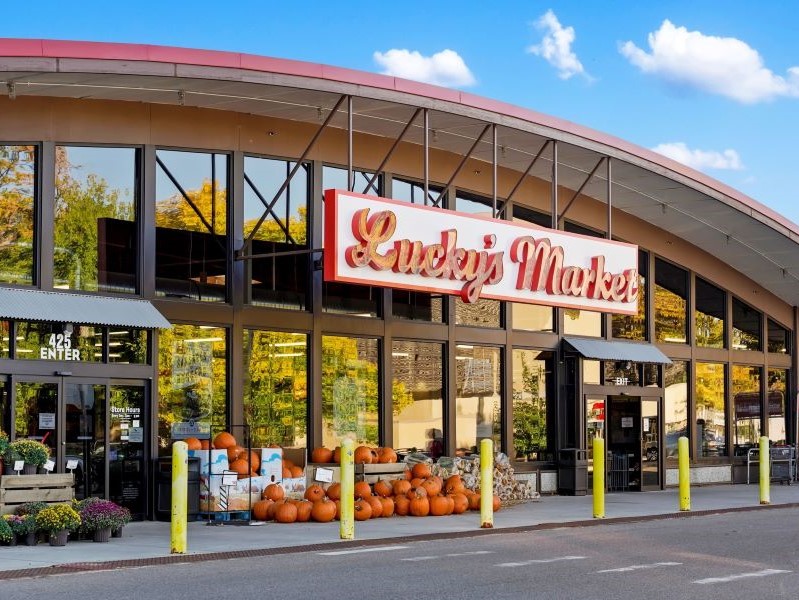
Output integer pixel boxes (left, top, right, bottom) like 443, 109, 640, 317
0, 146, 35, 284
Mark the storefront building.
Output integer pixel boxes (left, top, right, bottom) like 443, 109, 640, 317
0, 39, 796, 516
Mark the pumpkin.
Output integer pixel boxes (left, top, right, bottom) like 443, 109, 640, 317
451, 493, 469, 514
290, 465, 303, 478
365, 495, 383, 518
444, 495, 455, 515
378, 447, 397, 464
468, 491, 481, 510
295, 500, 313, 522
394, 495, 410, 516
445, 474, 465, 494
282, 458, 295, 470
263, 483, 285, 502
227, 444, 246, 462
311, 498, 337, 522
311, 447, 333, 463
334, 499, 342, 520
200, 439, 211, 450
354, 446, 373, 464
275, 502, 298, 523
409, 490, 430, 517
282, 466, 292, 479
392, 480, 411, 497
369, 448, 380, 463
213, 431, 237, 450
378, 496, 395, 518
410, 477, 425, 489
266, 499, 283, 520
420, 478, 441, 497
252, 499, 273, 521
354, 481, 372, 499
248, 451, 260, 472
184, 437, 202, 451
333, 446, 341, 463
429, 494, 449, 516
305, 484, 325, 502
411, 463, 432, 479
404, 468, 412, 481
353, 500, 372, 521
325, 483, 341, 500
493, 495, 502, 512
407, 485, 427, 500
229, 458, 250, 477
373, 479, 393, 498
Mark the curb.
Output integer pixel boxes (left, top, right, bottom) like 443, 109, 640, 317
2, 501, 798, 581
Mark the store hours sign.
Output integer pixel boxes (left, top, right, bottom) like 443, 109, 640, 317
40, 332, 81, 360
324, 190, 639, 314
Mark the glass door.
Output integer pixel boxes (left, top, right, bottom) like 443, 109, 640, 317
109, 383, 147, 518
14, 379, 60, 460
641, 398, 661, 490
63, 381, 106, 500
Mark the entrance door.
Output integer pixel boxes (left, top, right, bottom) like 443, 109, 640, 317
641, 399, 661, 490
108, 384, 147, 517
606, 395, 662, 491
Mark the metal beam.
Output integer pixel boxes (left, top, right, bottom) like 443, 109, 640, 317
498, 139, 551, 217
363, 108, 422, 195
423, 109, 429, 206
558, 156, 606, 226
606, 156, 612, 240
440, 124, 491, 201
347, 95, 353, 192
492, 124, 497, 218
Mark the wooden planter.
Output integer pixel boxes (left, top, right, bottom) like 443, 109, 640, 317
0, 474, 75, 515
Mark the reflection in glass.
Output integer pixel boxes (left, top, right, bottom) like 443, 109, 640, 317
654, 258, 688, 343
15, 322, 102, 362
392, 177, 444, 207
696, 362, 726, 457
456, 298, 501, 327
109, 385, 146, 516
108, 328, 148, 364
243, 330, 308, 449
157, 324, 227, 455
391, 341, 443, 454
455, 345, 501, 454
393, 290, 444, 322
767, 320, 789, 354
612, 250, 647, 340
768, 369, 787, 445
321, 336, 379, 447
54, 146, 137, 293
564, 309, 602, 337
512, 303, 554, 332
695, 278, 725, 348
732, 298, 761, 351
244, 157, 309, 309
0, 380, 8, 441
586, 395, 605, 476
1, 320, 8, 358
583, 360, 601, 384
0, 145, 35, 285
155, 150, 228, 302
512, 350, 552, 461
64, 383, 105, 499
14, 382, 58, 458
664, 361, 688, 459
732, 364, 761, 454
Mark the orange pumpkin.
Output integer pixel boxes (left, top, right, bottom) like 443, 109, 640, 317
311, 497, 337, 522
407, 485, 427, 500
354, 481, 372, 499
354, 446, 373, 464
248, 451, 260, 472
411, 463, 432, 479
295, 500, 313, 522
263, 483, 285, 502
365, 495, 383, 518
311, 447, 333, 463
410, 477, 425, 489
493, 494, 502, 512
378, 496, 395, 518
282, 466, 292, 479
304, 484, 325, 502
373, 479, 393, 498
378, 447, 397, 464
404, 468, 412, 481
444, 495, 455, 515
290, 465, 304, 478
451, 493, 469, 514
429, 494, 449, 516
333, 447, 341, 463
392, 480, 411, 497
213, 431, 237, 450
282, 458, 295, 470
325, 483, 341, 500
445, 474, 465, 494
420, 478, 441, 497
252, 499, 272, 521
334, 499, 341, 520
266, 499, 283, 520
469, 491, 481, 510
394, 495, 410, 516
275, 502, 298, 523
353, 499, 372, 521
200, 439, 211, 450
184, 437, 202, 451
409, 490, 430, 517
229, 458, 250, 477
227, 445, 246, 462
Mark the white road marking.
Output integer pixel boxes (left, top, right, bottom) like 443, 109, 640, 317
402, 551, 494, 562
596, 562, 682, 573
318, 545, 409, 556
496, 556, 586, 567
694, 569, 791, 585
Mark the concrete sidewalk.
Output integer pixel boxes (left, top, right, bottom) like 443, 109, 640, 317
2, 483, 798, 574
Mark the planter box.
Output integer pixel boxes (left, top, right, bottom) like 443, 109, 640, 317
0, 474, 74, 515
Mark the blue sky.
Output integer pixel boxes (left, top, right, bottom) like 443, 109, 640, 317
6, 1, 799, 223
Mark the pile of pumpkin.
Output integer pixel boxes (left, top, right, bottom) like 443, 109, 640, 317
250, 462, 501, 524
184, 432, 305, 480
310, 445, 398, 464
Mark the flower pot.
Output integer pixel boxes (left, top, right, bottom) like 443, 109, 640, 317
23, 532, 37, 546
3, 463, 15, 475
22, 463, 37, 475
111, 527, 123, 538
49, 530, 69, 546
92, 527, 112, 543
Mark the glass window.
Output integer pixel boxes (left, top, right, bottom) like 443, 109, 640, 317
603, 360, 640, 385
391, 341, 443, 454
157, 324, 227, 455
732, 298, 761, 351
54, 146, 137, 293
243, 331, 307, 449
655, 258, 688, 344
392, 177, 444, 207
0, 378, 9, 440
612, 250, 647, 340
155, 150, 228, 302
0, 321, 8, 358
512, 303, 554, 332
322, 167, 381, 316
512, 350, 553, 461
15, 321, 101, 362
564, 309, 602, 337
582, 359, 601, 384
321, 335, 379, 447
732, 365, 761, 455
455, 345, 502, 454
695, 277, 725, 348
768, 369, 787, 445
513, 204, 551, 228
14, 382, 58, 456
696, 362, 726, 458
108, 328, 148, 364
0, 145, 35, 285
767, 319, 790, 354
244, 157, 309, 310
664, 361, 688, 459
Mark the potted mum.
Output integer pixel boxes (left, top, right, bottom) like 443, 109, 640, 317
3, 514, 36, 546
8, 439, 49, 474
0, 430, 8, 474
36, 504, 81, 546
112, 505, 132, 538
80, 499, 120, 542
0, 518, 13, 546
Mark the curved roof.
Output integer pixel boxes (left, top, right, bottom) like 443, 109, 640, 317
1, 38, 797, 308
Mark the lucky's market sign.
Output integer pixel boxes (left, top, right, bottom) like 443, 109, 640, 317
324, 190, 639, 314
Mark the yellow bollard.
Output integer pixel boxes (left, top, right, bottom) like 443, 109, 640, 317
593, 437, 605, 519
480, 439, 494, 528
759, 436, 770, 505
170, 440, 188, 554
678, 436, 690, 511
340, 438, 355, 539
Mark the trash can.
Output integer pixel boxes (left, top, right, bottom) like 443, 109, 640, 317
154, 456, 201, 521
557, 448, 588, 496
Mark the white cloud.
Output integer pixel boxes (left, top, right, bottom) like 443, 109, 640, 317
651, 142, 744, 171
620, 20, 799, 103
527, 9, 590, 80
373, 49, 476, 87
